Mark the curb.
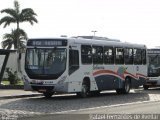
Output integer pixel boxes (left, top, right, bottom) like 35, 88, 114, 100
0, 93, 42, 99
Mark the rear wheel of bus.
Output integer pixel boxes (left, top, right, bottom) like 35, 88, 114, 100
43, 92, 54, 98
116, 77, 131, 94
90, 91, 101, 96
143, 85, 149, 90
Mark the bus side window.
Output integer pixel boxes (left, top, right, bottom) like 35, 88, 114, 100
69, 49, 79, 75
92, 46, 103, 64
115, 47, 124, 64
124, 48, 133, 64
81, 45, 92, 64
104, 46, 114, 64
134, 49, 142, 65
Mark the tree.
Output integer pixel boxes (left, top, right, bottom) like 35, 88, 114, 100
1, 29, 28, 50
0, 0, 38, 50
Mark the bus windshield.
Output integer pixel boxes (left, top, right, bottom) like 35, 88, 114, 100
148, 55, 160, 77
25, 48, 67, 79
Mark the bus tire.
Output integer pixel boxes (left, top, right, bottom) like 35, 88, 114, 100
123, 77, 131, 93
43, 92, 53, 98
116, 89, 123, 94
143, 85, 149, 90
78, 80, 90, 98
81, 84, 89, 98
90, 91, 101, 96
116, 77, 131, 94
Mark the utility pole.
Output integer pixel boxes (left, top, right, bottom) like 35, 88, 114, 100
91, 30, 97, 37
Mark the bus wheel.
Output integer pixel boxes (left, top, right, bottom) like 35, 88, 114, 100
43, 92, 53, 98
116, 89, 123, 94
90, 91, 101, 96
143, 85, 149, 90
123, 77, 131, 94
78, 81, 90, 98
116, 77, 131, 94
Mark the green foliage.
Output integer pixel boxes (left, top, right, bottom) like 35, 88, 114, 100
5, 68, 19, 85
1, 80, 9, 85
2, 79, 24, 85
0, 0, 38, 28
1, 28, 28, 50
0, 0, 38, 50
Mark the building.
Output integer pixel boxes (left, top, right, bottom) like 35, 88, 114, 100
0, 49, 17, 83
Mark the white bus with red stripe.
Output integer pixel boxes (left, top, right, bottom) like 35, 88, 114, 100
22, 36, 147, 98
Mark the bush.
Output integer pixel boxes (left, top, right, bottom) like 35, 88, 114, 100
5, 68, 19, 85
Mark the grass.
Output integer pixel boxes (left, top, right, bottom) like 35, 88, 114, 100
1, 80, 10, 85
1, 80, 24, 85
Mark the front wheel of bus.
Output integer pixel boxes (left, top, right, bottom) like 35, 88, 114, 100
77, 81, 90, 98
43, 92, 53, 98
81, 84, 89, 98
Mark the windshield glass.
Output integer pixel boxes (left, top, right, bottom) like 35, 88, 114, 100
25, 48, 67, 79
148, 55, 160, 77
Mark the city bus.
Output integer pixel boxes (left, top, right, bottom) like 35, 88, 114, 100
143, 49, 160, 89
21, 36, 147, 98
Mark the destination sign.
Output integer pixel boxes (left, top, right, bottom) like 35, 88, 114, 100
148, 50, 160, 54
27, 39, 67, 47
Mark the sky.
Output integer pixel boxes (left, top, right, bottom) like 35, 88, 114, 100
0, 0, 160, 48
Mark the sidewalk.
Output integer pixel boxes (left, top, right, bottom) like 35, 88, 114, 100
0, 89, 42, 99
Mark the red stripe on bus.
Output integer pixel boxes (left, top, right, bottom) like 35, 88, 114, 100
93, 70, 116, 76
93, 70, 125, 79
93, 70, 147, 80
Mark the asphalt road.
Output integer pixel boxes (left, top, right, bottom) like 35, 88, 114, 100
0, 88, 160, 120
70, 101, 160, 114
21, 101, 160, 120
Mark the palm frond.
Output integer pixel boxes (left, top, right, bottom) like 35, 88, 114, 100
18, 29, 27, 36
20, 42, 26, 47
21, 8, 37, 16
6, 44, 12, 50
0, 0, 38, 29
1, 39, 13, 49
31, 15, 38, 23
19, 40, 26, 51
3, 33, 13, 40
1, 28, 28, 50
18, 29, 28, 40
22, 17, 38, 25
19, 36, 28, 41
0, 0, 37, 50
20, 8, 38, 24
1, 8, 18, 18
20, 40, 26, 44
0, 16, 16, 28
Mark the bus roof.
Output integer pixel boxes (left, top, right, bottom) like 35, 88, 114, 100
69, 36, 146, 49
28, 36, 146, 49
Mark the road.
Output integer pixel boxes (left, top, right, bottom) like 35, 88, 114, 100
21, 101, 160, 120
69, 101, 160, 114
0, 88, 160, 120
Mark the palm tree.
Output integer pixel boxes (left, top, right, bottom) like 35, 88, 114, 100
1, 29, 28, 50
0, 0, 38, 50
